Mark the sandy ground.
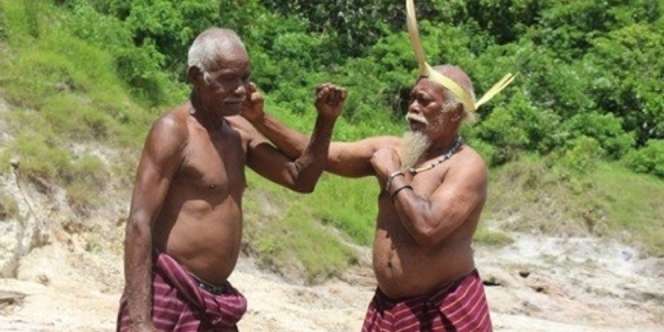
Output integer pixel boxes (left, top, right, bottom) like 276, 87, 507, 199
1, 232, 663, 332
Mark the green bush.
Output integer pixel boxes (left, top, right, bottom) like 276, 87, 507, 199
557, 136, 605, 174
68, 0, 220, 84
584, 23, 664, 143
624, 140, 664, 178
462, 0, 544, 44
476, 91, 561, 164
562, 112, 635, 159
64, 0, 183, 105
261, 0, 433, 57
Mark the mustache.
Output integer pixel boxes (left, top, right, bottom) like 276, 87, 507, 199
406, 113, 428, 125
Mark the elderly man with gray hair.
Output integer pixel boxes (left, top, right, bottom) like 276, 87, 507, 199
117, 27, 347, 332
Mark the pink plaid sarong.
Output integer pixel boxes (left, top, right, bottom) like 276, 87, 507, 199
362, 270, 492, 332
117, 252, 247, 332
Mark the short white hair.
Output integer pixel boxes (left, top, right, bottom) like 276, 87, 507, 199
187, 28, 245, 74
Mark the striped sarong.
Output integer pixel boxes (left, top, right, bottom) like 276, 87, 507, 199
117, 252, 247, 332
362, 270, 492, 332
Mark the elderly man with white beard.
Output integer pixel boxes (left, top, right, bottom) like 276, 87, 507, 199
241, 64, 494, 331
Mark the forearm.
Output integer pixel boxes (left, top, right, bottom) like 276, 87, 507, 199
123, 217, 153, 327
389, 176, 437, 245
290, 114, 337, 191
250, 113, 309, 160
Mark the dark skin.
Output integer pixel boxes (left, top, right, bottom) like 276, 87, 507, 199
122, 33, 347, 331
242, 67, 487, 299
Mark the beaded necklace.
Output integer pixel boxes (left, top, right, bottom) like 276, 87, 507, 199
407, 136, 463, 175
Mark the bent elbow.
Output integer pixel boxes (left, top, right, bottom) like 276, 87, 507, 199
290, 171, 321, 193
414, 224, 439, 248
292, 181, 317, 194
299, 186, 316, 194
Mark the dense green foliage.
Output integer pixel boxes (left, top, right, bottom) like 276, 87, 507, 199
3, 0, 662, 166
1, 0, 663, 277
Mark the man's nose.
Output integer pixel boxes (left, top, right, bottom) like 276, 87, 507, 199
409, 101, 422, 114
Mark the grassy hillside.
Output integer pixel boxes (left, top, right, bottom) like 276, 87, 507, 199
484, 157, 664, 256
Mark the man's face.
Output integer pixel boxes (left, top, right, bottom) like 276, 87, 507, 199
406, 78, 456, 139
195, 49, 251, 116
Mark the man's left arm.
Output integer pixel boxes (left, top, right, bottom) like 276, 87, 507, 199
239, 84, 345, 193
371, 148, 487, 247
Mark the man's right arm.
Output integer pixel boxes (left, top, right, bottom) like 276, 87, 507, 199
243, 84, 400, 178
123, 115, 186, 331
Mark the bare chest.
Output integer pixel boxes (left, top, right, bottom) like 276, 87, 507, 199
176, 128, 247, 195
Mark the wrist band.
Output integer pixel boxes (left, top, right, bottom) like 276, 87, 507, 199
391, 185, 413, 200
386, 171, 405, 192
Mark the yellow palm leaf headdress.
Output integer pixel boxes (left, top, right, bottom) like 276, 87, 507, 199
406, 0, 515, 112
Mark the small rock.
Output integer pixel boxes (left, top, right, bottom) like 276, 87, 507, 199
37, 274, 50, 286
0, 290, 26, 310
483, 276, 503, 287
522, 300, 542, 313
116, 217, 127, 227
533, 286, 546, 293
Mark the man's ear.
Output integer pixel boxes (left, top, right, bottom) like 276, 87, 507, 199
451, 103, 464, 123
187, 66, 204, 85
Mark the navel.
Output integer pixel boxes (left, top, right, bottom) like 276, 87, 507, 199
208, 184, 217, 190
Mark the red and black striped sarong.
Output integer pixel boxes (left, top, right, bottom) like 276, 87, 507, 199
117, 252, 247, 332
362, 270, 492, 332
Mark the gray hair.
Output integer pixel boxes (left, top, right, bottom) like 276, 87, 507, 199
442, 88, 477, 124
187, 28, 245, 75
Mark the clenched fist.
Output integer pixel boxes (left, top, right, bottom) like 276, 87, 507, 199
315, 83, 347, 120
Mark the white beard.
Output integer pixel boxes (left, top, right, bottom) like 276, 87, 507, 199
399, 131, 431, 171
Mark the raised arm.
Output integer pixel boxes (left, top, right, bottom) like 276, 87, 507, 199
233, 83, 342, 192
123, 115, 186, 331
370, 147, 487, 247
242, 83, 400, 178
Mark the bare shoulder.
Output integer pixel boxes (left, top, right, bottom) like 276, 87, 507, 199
449, 144, 488, 185
144, 106, 190, 157
153, 107, 188, 135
